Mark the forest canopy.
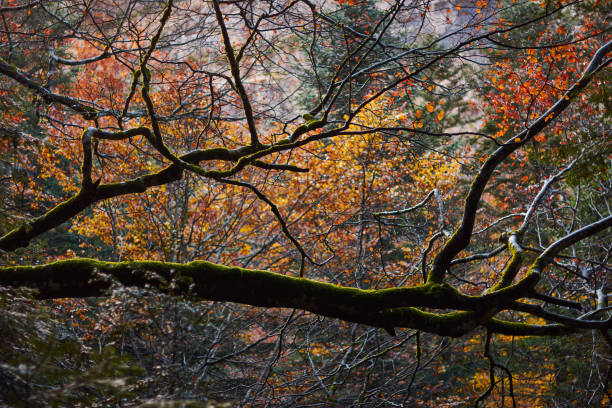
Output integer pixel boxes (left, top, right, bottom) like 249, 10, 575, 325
0, 0, 611, 406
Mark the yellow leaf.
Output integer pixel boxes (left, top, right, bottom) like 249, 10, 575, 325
437, 110, 445, 120
415, 110, 422, 118
426, 102, 435, 112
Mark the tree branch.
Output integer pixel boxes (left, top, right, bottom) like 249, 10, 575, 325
427, 39, 612, 284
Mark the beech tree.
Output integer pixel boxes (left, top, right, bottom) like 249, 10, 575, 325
0, 0, 610, 405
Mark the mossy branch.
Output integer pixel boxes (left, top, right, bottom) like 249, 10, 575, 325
0, 258, 542, 337
0, 120, 331, 252
486, 233, 523, 293
1, 258, 601, 337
